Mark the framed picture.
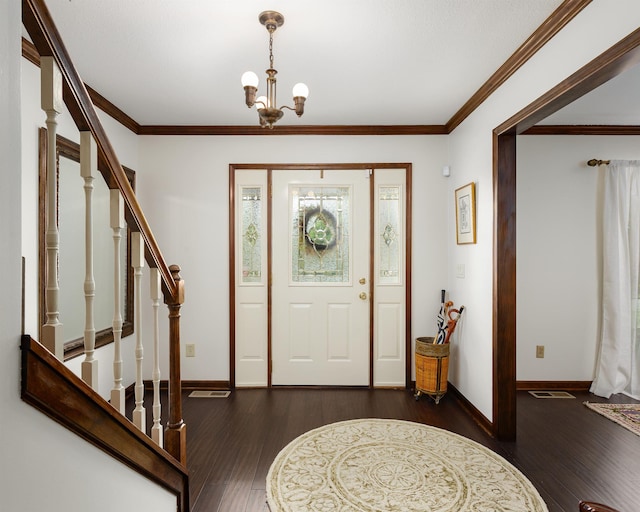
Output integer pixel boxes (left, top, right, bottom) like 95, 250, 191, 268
455, 182, 476, 244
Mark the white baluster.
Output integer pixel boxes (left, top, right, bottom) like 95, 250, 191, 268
80, 132, 98, 389
110, 190, 126, 413
40, 56, 64, 359
150, 267, 163, 447
131, 231, 146, 432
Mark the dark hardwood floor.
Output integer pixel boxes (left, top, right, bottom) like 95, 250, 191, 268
158, 388, 640, 511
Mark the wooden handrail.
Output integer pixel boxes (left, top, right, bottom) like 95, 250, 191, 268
23, 0, 187, 465
22, 0, 178, 303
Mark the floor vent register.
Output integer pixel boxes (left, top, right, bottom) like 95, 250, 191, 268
188, 390, 231, 398
528, 391, 575, 399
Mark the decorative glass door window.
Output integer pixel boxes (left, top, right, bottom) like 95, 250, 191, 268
379, 186, 401, 284
241, 187, 262, 283
290, 185, 351, 283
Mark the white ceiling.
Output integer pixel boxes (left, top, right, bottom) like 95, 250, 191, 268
28, 0, 639, 127
539, 62, 640, 125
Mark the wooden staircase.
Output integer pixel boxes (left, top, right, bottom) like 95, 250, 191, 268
21, 0, 190, 509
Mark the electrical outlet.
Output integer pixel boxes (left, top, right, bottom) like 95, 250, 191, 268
536, 345, 544, 358
186, 344, 196, 357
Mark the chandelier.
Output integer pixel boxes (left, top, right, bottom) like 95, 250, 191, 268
241, 11, 309, 129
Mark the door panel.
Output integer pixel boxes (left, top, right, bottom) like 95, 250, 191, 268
271, 169, 370, 385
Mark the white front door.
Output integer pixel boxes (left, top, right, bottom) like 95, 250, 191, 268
271, 169, 371, 385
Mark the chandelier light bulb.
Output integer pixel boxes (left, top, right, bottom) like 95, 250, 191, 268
292, 82, 309, 99
241, 71, 259, 88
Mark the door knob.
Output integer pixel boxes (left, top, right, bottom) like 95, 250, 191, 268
359, 292, 367, 300
359, 278, 366, 285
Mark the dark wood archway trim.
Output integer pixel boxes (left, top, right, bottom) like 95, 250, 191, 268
493, 27, 640, 441
523, 125, 640, 135
493, 131, 517, 441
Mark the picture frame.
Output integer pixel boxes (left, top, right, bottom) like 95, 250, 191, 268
455, 182, 476, 244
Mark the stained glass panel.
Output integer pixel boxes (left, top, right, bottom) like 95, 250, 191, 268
291, 185, 350, 284
241, 187, 262, 283
379, 186, 400, 284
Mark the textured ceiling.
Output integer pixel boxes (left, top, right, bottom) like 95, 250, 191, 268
32, 0, 577, 127
540, 62, 640, 125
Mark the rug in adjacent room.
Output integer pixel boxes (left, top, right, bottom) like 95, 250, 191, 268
266, 418, 548, 512
584, 402, 640, 436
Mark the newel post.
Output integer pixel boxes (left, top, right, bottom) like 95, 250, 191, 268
165, 264, 187, 466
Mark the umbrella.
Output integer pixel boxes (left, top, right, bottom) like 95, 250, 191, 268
435, 290, 446, 344
443, 306, 465, 344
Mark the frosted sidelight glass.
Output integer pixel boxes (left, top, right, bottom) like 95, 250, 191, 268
241, 187, 262, 283
379, 186, 400, 283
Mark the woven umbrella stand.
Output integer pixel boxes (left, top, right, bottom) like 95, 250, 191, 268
414, 337, 450, 404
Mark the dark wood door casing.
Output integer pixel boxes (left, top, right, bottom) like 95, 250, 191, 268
229, 163, 412, 390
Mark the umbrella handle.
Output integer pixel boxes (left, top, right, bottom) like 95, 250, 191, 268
448, 306, 465, 321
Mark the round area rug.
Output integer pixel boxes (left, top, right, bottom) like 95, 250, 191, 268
266, 418, 547, 512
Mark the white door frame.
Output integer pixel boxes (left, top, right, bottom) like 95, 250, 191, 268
229, 163, 412, 388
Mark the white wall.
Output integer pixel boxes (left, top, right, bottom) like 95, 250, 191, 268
21, 58, 140, 399
17, 0, 640, 434
4, 1, 174, 510
20, 60, 452, 388
517, 135, 640, 381
138, 135, 449, 381
447, 1, 640, 420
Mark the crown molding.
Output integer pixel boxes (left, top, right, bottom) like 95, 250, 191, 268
85, 84, 141, 133
445, 0, 592, 133
522, 124, 640, 135
137, 125, 448, 136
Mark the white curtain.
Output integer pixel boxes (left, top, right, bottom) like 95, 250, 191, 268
591, 160, 640, 399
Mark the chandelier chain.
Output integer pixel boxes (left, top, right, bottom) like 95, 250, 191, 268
269, 31, 274, 69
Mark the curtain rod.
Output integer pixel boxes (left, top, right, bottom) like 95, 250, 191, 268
587, 159, 610, 166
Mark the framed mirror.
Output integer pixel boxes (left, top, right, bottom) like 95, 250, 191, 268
38, 128, 134, 360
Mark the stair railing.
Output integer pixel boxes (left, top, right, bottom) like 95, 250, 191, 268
23, 0, 187, 466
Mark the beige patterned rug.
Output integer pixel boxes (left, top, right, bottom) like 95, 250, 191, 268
266, 418, 548, 511
584, 402, 640, 436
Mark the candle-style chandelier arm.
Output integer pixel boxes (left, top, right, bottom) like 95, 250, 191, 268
242, 85, 258, 109
240, 11, 309, 128
281, 99, 306, 117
